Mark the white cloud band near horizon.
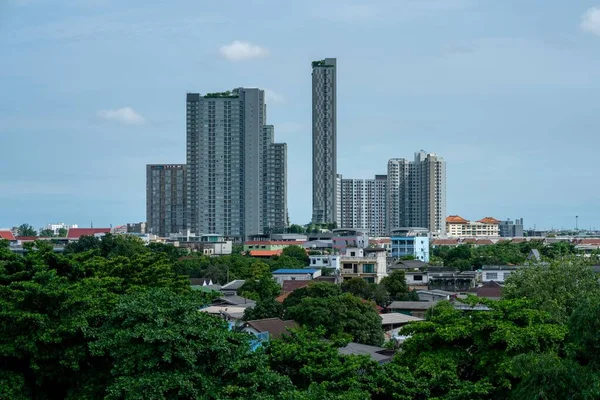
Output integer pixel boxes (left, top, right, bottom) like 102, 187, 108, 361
219, 40, 269, 62
97, 107, 145, 125
581, 7, 600, 36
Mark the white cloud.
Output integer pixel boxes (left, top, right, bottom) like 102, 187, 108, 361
265, 89, 285, 105
581, 7, 600, 36
97, 107, 145, 125
219, 41, 269, 62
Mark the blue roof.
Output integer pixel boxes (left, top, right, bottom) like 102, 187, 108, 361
272, 269, 319, 274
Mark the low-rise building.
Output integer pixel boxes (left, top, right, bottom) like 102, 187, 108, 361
308, 254, 340, 269
481, 265, 519, 284
168, 233, 232, 255
387, 301, 436, 318
332, 229, 369, 251
66, 228, 112, 241
428, 269, 477, 291
390, 227, 430, 262
340, 247, 387, 284
446, 216, 500, 238
243, 240, 305, 252
272, 269, 321, 285
242, 318, 298, 341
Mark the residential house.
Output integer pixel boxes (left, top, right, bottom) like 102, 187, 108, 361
242, 318, 298, 341
388, 259, 430, 290
387, 301, 437, 318
481, 265, 520, 284
0, 230, 16, 242
370, 237, 392, 256
243, 240, 305, 252
302, 240, 334, 252
416, 289, 458, 302
308, 254, 340, 269
381, 313, 424, 340
340, 247, 387, 284
427, 268, 476, 291
476, 281, 503, 300
220, 280, 247, 296
338, 342, 394, 364
332, 228, 369, 251
168, 233, 232, 255
272, 269, 321, 285
390, 227, 430, 262
66, 228, 112, 241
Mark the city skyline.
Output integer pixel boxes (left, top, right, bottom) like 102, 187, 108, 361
2, 1, 600, 230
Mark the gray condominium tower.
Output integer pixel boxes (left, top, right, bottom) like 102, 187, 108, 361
186, 88, 287, 240
146, 164, 187, 237
311, 58, 338, 226
387, 151, 447, 235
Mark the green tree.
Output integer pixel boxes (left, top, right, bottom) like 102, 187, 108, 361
286, 293, 384, 346
282, 245, 309, 266
341, 277, 369, 298
16, 223, 37, 237
503, 258, 600, 323
380, 270, 416, 300
287, 224, 306, 234
57, 227, 68, 237
38, 228, 55, 237
282, 282, 342, 309
90, 288, 292, 399
267, 327, 378, 397
244, 298, 285, 320
397, 297, 568, 399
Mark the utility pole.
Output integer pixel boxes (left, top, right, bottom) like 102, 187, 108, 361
576, 215, 579, 231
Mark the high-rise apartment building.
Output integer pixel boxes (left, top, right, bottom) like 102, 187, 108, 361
146, 164, 187, 236
340, 175, 387, 236
186, 88, 287, 239
312, 58, 338, 226
387, 151, 446, 235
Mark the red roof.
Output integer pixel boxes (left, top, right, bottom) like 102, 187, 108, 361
462, 238, 477, 244
0, 230, 15, 241
245, 241, 305, 246
579, 239, 600, 245
477, 217, 500, 224
475, 239, 494, 245
15, 236, 38, 241
249, 250, 283, 257
282, 280, 310, 293
446, 215, 468, 224
67, 228, 111, 240
432, 239, 459, 245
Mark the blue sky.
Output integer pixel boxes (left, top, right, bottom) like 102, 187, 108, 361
1, 0, 600, 231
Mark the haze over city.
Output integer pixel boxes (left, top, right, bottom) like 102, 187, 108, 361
2, 0, 600, 230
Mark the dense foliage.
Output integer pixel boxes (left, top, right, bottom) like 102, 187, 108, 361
3, 237, 600, 399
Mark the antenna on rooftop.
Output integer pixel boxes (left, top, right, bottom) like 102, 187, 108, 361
91, 221, 93, 228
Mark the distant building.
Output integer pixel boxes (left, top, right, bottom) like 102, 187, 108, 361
43, 223, 78, 235
167, 233, 232, 255
66, 228, 112, 241
127, 222, 146, 234
499, 218, 524, 237
387, 151, 446, 236
186, 89, 287, 240
446, 216, 500, 238
312, 58, 338, 226
481, 265, 519, 284
332, 228, 369, 252
340, 175, 387, 237
340, 247, 387, 284
146, 164, 187, 237
390, 227, 430, 262
308, 254, 340, 269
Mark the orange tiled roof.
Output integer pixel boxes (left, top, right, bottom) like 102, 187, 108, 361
477, 217, 500, 224
249, 250, 283, 257
0, 230, 16, 241
446, 215, 468, 224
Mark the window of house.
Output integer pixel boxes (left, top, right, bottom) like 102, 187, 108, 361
364, 277, 375, 284
413, 275, 423, 281
350, 251, 356, 256
486, 272, 498, 280
312, 259, 316, 264
363, 264, 375, 273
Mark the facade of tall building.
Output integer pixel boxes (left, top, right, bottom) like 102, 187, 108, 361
146, 164, 187, 237
264, 124, 288, 231
340, 175, 387, 237
387, 152, 446, 235
311, 58, 338, 226
186, 88, 287, 239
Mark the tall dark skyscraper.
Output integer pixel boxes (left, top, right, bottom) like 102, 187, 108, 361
311, 58, 338, 225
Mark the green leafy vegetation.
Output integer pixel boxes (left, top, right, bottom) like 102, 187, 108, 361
2, 237, 600, 399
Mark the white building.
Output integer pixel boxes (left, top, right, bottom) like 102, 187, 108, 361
340, 247, 387, 284
272, 268, 322, 285
446, 216, 500, 238
308, 254, 340, 269
340, 175, 387, 237
481, 265, 519, 284
43, 223, 78, 235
